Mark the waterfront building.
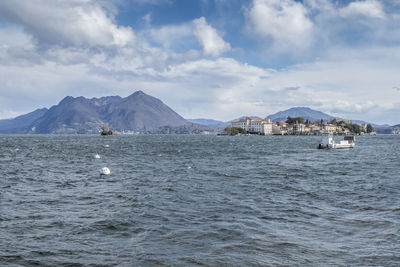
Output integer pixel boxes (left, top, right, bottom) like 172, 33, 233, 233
324, 124, 337, 133
309, 125, 321, 135
272, 124, 283, 135
231, 117, 273, 135
292, 122, 306, 134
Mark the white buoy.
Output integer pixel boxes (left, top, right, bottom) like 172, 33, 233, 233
105, 144, 109, 148
101, 167, 110, 175
94, 154, 101, 159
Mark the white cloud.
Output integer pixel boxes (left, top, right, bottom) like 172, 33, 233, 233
192, 17, 231, 56
245, 0, 313, 48
0, 25, 35, 48
0, 0, 135, 47
303, 0, 334, 12
147, 24, 193, 49
329, 100, 377, 114
257, 47, 400, 123
146, 17, 231, 57
1, 41, 400, 124
340, 0, 386, 19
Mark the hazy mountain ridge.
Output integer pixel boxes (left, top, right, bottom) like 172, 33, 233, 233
266, 107, 334, 122
188, 116, 262, 129
187, 119, 228, 128
265, 107, 392, 131
0, 108, 48, 133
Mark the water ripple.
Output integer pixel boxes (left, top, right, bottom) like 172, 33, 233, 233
1, 134, 399, 266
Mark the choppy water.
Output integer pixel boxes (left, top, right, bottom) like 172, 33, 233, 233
1, 134, 399, 266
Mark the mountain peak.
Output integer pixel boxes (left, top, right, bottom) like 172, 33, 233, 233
289, 107, 312, 111
59, 96, 75, 105
128, 90, 146, 97
266, 107, 334, 122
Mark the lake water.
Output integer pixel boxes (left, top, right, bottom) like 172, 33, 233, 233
1, 135, 399, 266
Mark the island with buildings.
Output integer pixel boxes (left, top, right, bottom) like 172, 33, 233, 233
101, 123, 118, 136
224, 116, 376, 136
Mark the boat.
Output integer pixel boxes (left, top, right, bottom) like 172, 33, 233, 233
318, 133, 355, 149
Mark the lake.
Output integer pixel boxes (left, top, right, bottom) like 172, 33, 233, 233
1, 134, 399, 266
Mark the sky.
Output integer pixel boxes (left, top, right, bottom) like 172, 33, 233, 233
0, 0, 400, 124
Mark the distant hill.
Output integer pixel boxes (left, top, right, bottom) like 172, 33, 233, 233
231, 116, 263, 121
266, 107, 334, 122
374, 124, 400, 134
0, 108, 48, 133
1, 91, 192, 134
188, 116, 263, 129
187, 119, 229, 129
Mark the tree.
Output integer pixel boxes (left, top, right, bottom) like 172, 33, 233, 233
345, 123, 361, 134
224, 127, 247, 135
102, 123, 109, 132
101, 123, 116, 135
366, 124, 373, 133
286, 116, 304, 124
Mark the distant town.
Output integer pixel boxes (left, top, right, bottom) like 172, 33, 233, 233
223, 116, 376, 136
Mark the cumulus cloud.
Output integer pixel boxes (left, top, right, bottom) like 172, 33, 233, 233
245, 0, 313, 48
330, 101, 377, 114
192, 17, 231, 56
147, 24, 193, 49
0, 25, 35, 48
147, 17, 231, 56
340, 0, 386, 19
0, 0, 135, 47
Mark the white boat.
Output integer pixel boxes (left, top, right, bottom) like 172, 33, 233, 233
318, 133, 355, 149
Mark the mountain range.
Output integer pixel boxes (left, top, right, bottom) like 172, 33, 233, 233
1, 92, 398, 134
0, 91, 192, 134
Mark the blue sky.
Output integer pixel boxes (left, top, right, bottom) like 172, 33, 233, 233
0, 0, 400, 124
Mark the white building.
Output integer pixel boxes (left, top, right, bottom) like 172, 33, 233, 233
231, 117, 273, 135
272, 124, 283, 135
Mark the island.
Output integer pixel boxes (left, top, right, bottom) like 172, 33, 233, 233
226, 116, 376, 136
101, 123, 118, 136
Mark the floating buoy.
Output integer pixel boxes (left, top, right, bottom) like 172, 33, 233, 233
105, 145, 109, 148
101, 167, 110, 175
94, 154, 101, 159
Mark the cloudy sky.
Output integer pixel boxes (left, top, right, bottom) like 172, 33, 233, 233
0, 0, 400, 124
